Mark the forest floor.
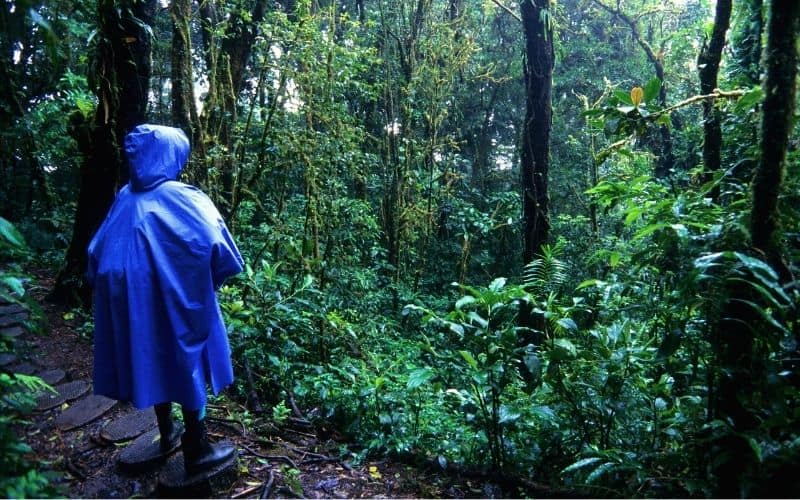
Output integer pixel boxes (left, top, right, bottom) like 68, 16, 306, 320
7, 271, 556, 499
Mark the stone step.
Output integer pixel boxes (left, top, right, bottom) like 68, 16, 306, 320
9, 361, 37, 375
101, 408, 158, 443
0, 303, 27, 315
1, 325, 25, 339
35, 379, 91, 412
118, 425, 183, 474
36, 368, 66, 385
54, 395, 117, 431
0, 352, 16, 367
0, 311, 28, 328
157, 446, 239, 498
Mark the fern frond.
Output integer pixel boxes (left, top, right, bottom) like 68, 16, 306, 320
523, 244, 568, 298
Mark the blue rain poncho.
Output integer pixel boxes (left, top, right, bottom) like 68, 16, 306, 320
87, 124, 243, 411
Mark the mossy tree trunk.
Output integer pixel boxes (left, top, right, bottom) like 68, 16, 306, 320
750, 0, 798, 266
170, 0, 199, 148
50, 0, 155, 306
200, 0, 269, 222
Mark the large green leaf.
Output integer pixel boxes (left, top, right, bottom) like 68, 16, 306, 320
0, 217, 26, 250
498, 404, 521, 424
455, 295, 477, 310
551, 338, 577, 360
1, 276, 25, 296
643, 77, 661, 103
406, 367, 435, 390
459, 350, 479, 370
586, 461, 617, 484
613, 88, 633, 105
488, 277, 507, 292
562, 456, 602, 473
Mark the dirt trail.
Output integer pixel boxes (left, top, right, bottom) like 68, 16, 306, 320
4, 275, 435, 498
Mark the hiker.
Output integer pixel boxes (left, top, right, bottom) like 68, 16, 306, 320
87, 124, 243, 476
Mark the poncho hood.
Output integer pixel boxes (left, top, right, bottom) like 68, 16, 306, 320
125, 124, 190, 192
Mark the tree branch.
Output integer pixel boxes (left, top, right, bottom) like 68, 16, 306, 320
652, 88, 745, 118
489, 0, 521, 22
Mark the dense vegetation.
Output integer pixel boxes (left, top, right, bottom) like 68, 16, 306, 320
1, 0, 798, 496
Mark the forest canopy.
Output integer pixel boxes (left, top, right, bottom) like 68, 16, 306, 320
1, 0, 799, 497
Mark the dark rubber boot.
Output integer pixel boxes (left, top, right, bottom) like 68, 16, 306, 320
154, 402, 182, 453
181, 408, 235, 476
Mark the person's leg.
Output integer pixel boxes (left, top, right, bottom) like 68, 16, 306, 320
154, 402, 182, 452
181, 405, 235, 475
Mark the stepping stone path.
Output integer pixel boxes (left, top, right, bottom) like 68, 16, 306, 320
35, 379, 91, 411
100, 407, 158, 443
54, 395, 117, 431
1, 295, 241, 498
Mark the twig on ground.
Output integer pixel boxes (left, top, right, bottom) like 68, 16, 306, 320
206, 416, 246, 436
285, 389, 305, 420
64, 458, 87, 481
240, 443, 299, 468
232, 484, 263, 499
281, 427, 316, 439
260, 470, 275, 499
290, 447, 326, 459
300, 456, 340, 466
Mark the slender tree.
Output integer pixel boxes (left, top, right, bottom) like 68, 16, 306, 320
709, 1, 798, 494
697, 0, 732, 198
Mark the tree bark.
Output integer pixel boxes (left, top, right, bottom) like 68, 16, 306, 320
519, 0, 553, 339
171, 0, 198, 146
50, 0, 155, 306
520, 0, 553, 266
751, 0, 798, 273
697, 0, 732, 198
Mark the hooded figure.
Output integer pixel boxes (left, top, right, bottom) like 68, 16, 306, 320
88, 124, 242, 475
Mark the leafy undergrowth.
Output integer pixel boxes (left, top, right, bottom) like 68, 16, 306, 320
16, 272, 570, 499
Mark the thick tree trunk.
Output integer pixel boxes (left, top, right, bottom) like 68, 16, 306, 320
698, 0, 732, 198
520, 0, 552, 266
751, 0, 798, 272
50, 0, 155, 306
519, 0, 553, 338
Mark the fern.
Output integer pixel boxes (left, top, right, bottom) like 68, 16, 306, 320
523, 244, 568, 299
